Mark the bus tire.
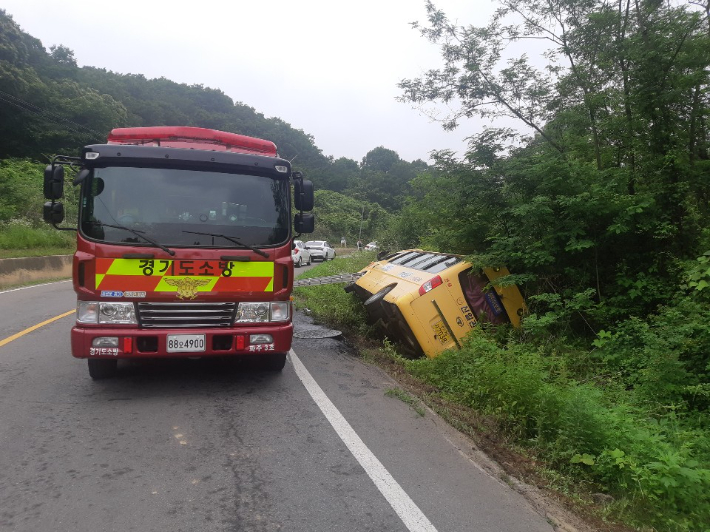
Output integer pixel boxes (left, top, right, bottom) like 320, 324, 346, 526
364, 284, 396, 307
364, 285, 396, 322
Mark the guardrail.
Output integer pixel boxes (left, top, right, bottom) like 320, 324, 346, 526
293, 272, 365, 287
0, 255, 72, 289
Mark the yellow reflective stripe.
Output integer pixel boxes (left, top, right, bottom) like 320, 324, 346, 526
229, 262, 274, 277
103, 259, 274, 277
105, 259, 149, 275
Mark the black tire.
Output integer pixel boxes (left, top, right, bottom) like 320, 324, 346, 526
295, 257, 302, 268
393, 320, 425, 358
261, 352, 287, 371
88, 359, 118, 379
364, 284, 396, 307
364, 284, 396, 321
307, 255, 312, 265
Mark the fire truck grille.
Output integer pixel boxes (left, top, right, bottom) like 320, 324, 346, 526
136, 302, 236, 328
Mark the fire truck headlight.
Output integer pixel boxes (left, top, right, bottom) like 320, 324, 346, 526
76, 301, 137, 324
236, 302, 269, 322
77, 301, 99, 323
270, 301, 290, 322
236, 302, 290, 323
99, 302, 137, 324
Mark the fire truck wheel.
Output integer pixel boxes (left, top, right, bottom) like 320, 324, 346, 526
261, 352, 287, 371
88, 359, 118, 379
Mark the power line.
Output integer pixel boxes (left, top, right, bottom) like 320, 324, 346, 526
0, 88, 104, 136
0, 88, 105, 139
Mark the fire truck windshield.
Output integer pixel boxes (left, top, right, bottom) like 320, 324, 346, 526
80, 166, 290, 248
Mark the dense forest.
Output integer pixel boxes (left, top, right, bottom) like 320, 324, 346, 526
2, 1, 710, 529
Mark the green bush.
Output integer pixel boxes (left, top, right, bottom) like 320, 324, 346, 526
594, 297, 710, 413
406, 331, 710, 530
0, 159, 45, 224
0, 219, 75, 250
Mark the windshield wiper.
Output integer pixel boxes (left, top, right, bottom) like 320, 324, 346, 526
182, 230, 268, 258
88, 222, 175, 256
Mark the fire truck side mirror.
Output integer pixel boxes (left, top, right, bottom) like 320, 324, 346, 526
43, 165, 64, 200
43, 201, 65, 225
294, 213, 314, 234
73, 168, 90, 185
294, 179, 314, 212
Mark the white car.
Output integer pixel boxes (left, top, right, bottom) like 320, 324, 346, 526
291, 240, 312, 267
305, 240, 336, 261
364, 241, 378, 251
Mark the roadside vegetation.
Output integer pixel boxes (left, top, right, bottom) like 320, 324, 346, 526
0, 160, 75, 258
293, 253, 374, 335
296, 254, 710, 532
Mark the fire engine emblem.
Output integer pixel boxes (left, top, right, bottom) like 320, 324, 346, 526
163, 277, 211, 300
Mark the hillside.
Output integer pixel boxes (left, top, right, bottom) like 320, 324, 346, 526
0, 8, 434, 243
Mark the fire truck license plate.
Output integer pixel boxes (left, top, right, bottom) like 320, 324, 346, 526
167, 334, 206, 353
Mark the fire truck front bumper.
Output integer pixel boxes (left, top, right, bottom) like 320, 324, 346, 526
71, 324, 294, 359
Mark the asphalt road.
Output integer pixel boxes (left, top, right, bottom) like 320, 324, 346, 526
0, 276, 557, 532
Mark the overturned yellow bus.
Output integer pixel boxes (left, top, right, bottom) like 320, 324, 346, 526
346, 250, 526, 358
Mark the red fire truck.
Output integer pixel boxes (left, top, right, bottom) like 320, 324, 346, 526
43, 126, 314, 379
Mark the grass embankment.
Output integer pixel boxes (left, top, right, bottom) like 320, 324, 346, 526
0, 222, 75, 258
294, 255, 710, 532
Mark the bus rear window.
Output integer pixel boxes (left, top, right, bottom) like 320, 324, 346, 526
390, 252, 422, 265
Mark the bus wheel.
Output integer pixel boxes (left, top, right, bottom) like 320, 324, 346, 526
364, 285, 396, 321
261, 352, 287, 371
88, 359, 118, 379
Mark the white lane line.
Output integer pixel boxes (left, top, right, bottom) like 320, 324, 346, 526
290, 349, 438, 532
0, 279, 71, 295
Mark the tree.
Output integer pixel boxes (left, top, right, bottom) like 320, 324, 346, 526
49, 45, 77, 67
399, 0, 710, 330
398, 1, 562, 152
361, 146, 400, 172
310, 190, 390, 243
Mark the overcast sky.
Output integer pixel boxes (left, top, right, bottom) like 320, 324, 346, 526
2, 0, 500, 163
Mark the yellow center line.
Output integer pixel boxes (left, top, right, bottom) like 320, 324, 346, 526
0, 310, 75, 348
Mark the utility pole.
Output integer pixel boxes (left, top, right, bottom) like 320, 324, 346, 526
358, 206, 365, 241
